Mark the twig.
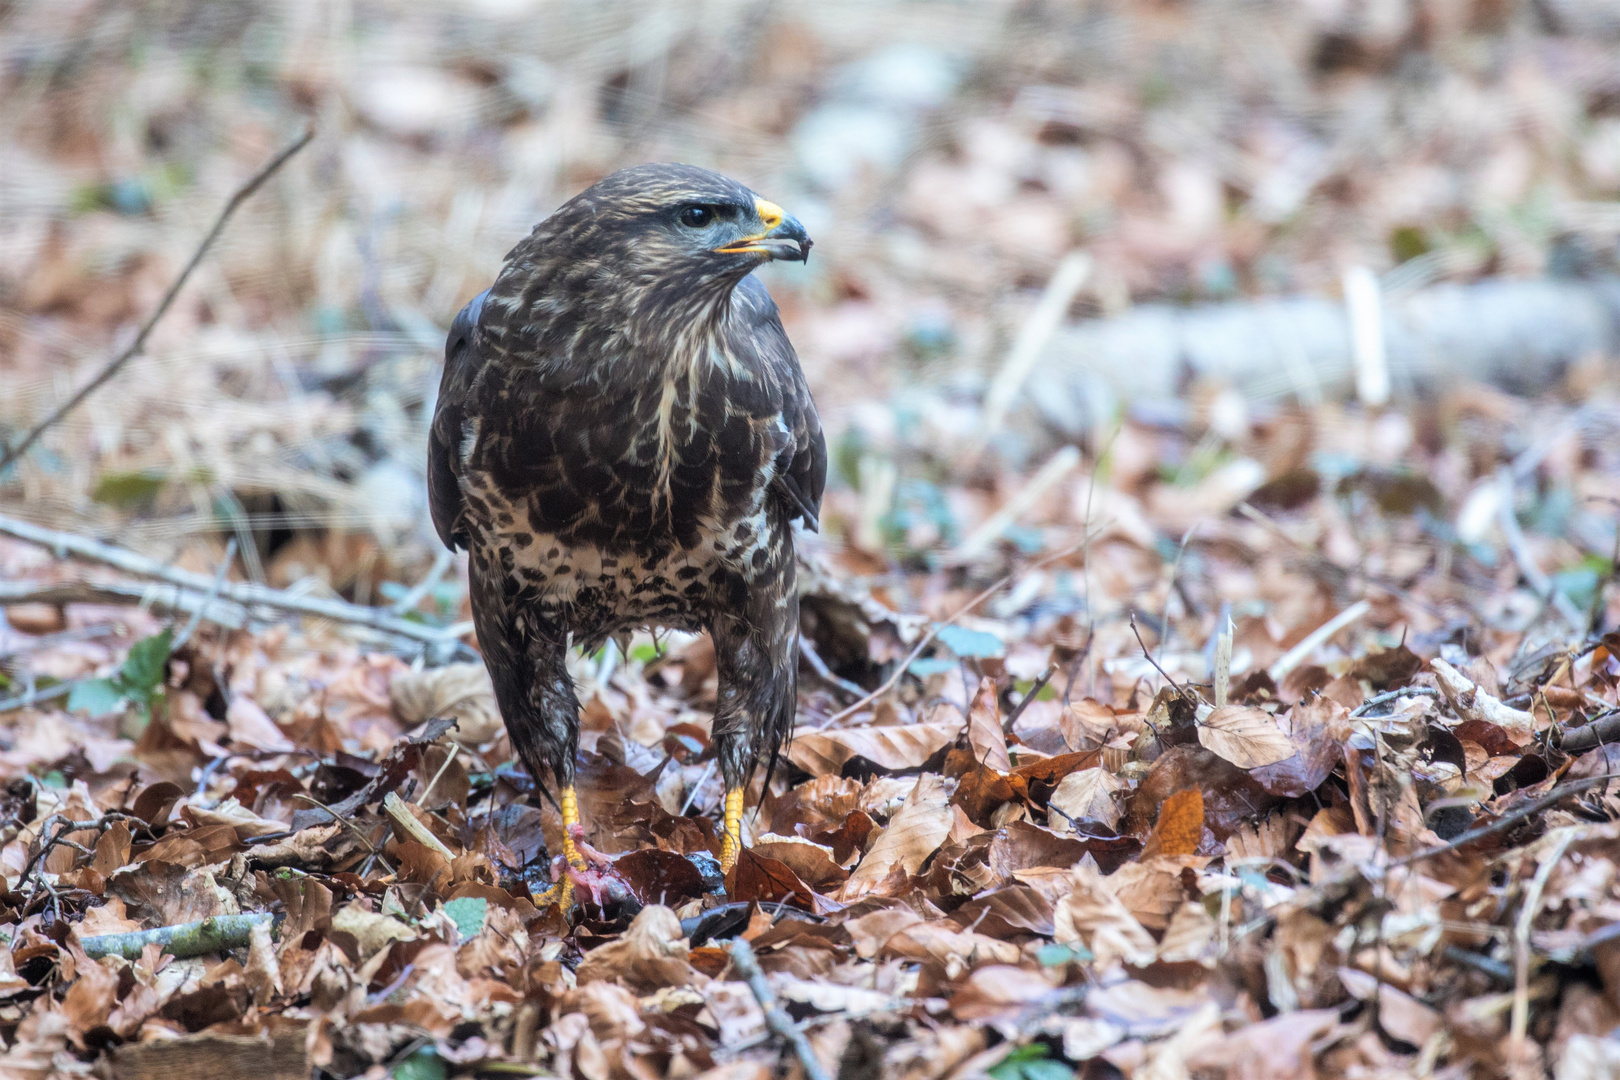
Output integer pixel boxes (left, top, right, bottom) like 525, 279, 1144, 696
1003, 660, 1058, 735
1130, 612, 1186, 697
173, 537, 237, 649
0, 127, 315, 476
1511, 829, 1577, 1051
0, 681, 74, 715
1157, 521, 1201, 657
416, 742, 460, 808
383, 791, 455, 860
81, 913, 273, 961
798, 635, 866, 701
1389, 774, 1617, 868
728, 936, 831, 1080
0, 579, 249, 630
391, 548, 454, 615
1351, 686, 1441, 718
1496, 467, 1585, 634
824, 533, 1097, 725
1267, 599, 1372, 682
1561, 709, 1620, 754
978, 251, 1092, 442
0, 514, 469, 648
947, 444, 1082, 562
291, 793, 393, 874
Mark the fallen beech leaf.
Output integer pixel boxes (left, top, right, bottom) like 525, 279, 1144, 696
1054, 865, 1157, 969
840, 774, 953, 899
727, 848, 815, 908
1139, 788, 1204, 859
575, 905, 698, 992
950, 762, 1017, 826
1337, 967, 1442, 1047
613, 849, 708, 907
804, 811, 874, 865
773, 974, 900, 1016
1249, 696, 1352, 796
788, 719, 963, 776
966, 678, 1012, 772
1049, 766, 1124, 829
1062, 699, 1119, 751
949, 964, 1054, 1020
752, 834, 849, 889
389, 662, 503, 744
1107, 855, 1208, 930
1197, 705, 1295, 768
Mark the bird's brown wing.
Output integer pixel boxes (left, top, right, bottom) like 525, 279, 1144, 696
428, 289, 487, 551
732, 278, 827, 532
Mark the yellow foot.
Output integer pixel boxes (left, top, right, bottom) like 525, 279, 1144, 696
537, 785, 589, 911
719, 786, 744, 874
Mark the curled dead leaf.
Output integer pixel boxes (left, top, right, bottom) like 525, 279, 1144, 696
1197, 705, 1295, 769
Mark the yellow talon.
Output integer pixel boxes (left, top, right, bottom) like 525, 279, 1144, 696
719, 786, 745, 873
538, 785, 589, 911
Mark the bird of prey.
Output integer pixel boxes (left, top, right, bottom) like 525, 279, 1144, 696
429, 163, 825, 908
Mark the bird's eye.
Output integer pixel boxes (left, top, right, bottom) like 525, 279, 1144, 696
678, 205, 714, 228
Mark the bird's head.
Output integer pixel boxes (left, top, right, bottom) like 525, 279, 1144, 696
529, 163, 810, 287
485, 164, 811, 367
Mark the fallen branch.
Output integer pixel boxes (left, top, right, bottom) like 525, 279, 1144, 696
1560, 709, 1620, 754
1268, 599, 1372, 682
0, 514, 469, 648
80, 913, 273, 961
728, 936, 831, 1080
1351, 686, 1441, 718
0, 579, 249, 630
0, 127, 315, 477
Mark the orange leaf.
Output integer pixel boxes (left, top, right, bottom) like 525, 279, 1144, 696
967, 678, 1012, 773
1141, 788, 1204, 858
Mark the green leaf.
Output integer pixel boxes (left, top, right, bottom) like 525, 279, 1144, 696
935, 624, 1004, 659
67, 678, 126, 718
1022, 1062, 1075, 1080
392, 1048, 447, 1080
91, 469, 168, 508
120, 628, 174, 696
443, 896, 487, 939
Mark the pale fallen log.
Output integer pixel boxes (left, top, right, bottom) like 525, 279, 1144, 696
1026, 277, 1620, 431
80, 913, 273, 961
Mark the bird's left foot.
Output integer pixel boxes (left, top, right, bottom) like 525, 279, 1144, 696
718, 786, 745, 875
535, 823, 625, 910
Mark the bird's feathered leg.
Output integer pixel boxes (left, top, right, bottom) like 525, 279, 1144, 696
468, 559, 587, 911
709, 538, 800, 876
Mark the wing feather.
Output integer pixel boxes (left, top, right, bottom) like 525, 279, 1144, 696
427, 290, 488, 551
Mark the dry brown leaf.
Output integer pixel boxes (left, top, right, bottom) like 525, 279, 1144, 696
949, 964, 1055, 1021
575, 905, 698, 993
966, 677, 1012, 772
389, 662, 504, 744
839, 773, 953, 899
1061, 698, 1119, 751
1197, 704, 1295, 768
1138, 788, 1205, 859
1054, 865, 1157, 969
1049, 766, 1124, 829
789, 720, 963, 776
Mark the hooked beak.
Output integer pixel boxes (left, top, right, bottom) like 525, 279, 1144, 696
714, 198, 812, 262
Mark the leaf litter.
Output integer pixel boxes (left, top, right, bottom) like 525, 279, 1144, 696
3, 1, 1620, 1078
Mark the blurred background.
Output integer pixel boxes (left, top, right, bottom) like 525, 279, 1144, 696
5, 0, 1620, 673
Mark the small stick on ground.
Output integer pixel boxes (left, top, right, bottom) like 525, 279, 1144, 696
0, 127, 315, 476
728, 936, 831, 1080
1003, 660, 1058, 735
81, 913, 274, 961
